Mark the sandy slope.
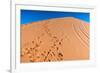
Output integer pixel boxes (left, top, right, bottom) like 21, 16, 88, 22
21, 17, 89, 63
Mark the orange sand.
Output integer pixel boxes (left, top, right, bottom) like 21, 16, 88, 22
21, 17, 89, 63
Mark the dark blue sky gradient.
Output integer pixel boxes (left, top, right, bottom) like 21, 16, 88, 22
21, 10, 90, 24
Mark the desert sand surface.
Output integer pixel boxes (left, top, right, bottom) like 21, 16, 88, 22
21, 17, 89, 63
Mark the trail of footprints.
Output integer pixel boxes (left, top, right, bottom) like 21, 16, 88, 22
21, 23, 64, 62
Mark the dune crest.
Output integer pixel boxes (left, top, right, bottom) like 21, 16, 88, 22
21, 17, 89, 63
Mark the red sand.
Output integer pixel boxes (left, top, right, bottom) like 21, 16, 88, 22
21, 17, 89, 63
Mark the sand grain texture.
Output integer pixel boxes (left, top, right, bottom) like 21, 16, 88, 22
21, 17, 89, 63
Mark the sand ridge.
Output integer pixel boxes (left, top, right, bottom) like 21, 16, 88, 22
21, 17, 89, 63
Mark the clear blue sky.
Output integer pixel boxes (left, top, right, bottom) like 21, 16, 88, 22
21, 10, 90, 24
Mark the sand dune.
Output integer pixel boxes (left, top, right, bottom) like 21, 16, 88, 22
21, 17, 89, 63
